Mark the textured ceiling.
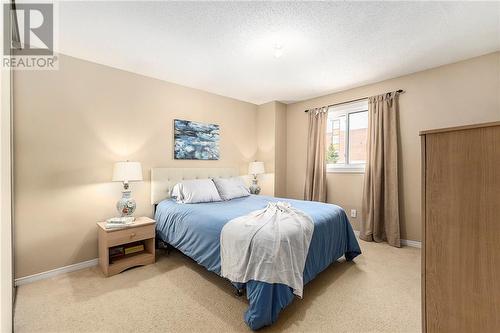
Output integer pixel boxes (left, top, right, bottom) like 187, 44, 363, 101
54, 1, 500, 104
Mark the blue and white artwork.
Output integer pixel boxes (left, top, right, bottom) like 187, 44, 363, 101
174, 119, 220, 160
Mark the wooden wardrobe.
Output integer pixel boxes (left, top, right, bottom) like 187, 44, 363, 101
420, 121, 500, 333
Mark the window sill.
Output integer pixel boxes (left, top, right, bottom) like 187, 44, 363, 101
327, 165, 365, 174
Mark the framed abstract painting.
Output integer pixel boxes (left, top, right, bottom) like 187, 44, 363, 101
173, 119, 220, 160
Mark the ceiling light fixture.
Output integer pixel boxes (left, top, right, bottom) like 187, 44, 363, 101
274, 44, 283, 58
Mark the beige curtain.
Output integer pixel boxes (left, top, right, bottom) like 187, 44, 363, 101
304, 107, 328, 202
361, 92, 401, 247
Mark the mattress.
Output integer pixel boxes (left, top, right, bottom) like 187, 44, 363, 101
154, 195, 361, 330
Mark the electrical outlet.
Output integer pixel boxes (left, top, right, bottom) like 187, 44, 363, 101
350, 209, 357, 218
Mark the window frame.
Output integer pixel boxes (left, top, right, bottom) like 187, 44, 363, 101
326, 99, 368, 174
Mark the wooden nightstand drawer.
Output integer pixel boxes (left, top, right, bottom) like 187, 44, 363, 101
106, 224, 155, 247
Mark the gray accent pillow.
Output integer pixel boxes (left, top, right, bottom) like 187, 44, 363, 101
212, 177, 250, 201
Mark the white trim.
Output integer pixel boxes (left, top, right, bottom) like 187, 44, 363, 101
327, 164, 365, 174
401, 239, 422, 248
326, 100, 368, 170
353, 230, 421, 248
329, 99, 369, 114
1, 19, 14, 332
14, 258, 98, 286
14, 229, 421, 287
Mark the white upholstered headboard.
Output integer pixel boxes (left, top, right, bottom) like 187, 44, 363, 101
150, 167, 239, 204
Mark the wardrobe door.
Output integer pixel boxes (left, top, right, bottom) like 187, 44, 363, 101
425, 126, 500, 333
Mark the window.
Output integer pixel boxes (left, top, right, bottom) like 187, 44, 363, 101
326, 99, 368, 173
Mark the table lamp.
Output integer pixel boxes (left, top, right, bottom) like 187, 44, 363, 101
248, 161, 265, 194
112, 161, 143, 216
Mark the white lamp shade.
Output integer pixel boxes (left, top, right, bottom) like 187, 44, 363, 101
248, 161, 265, 175
112, 161, 143, 182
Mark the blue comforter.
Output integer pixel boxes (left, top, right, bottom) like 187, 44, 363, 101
155, 195, 361, 330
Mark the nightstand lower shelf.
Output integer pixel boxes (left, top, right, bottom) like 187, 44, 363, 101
107, 251, 155, 276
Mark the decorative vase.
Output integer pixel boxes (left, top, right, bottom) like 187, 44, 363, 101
249, 177, 261, 195
116, 190, 136, 217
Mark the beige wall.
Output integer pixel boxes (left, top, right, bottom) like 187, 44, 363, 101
13, 51, 500, 277
274, 102, 287, 198
255, 101, 287, 197
286, 52, 500, 241
256, 102, 276, 196
14, 54, 259, 278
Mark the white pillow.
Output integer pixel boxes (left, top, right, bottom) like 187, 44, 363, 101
171, 179, 222, 204
171, 183, 183, 200
212, 177, 250, 201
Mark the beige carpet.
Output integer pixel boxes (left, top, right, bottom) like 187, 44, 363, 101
14, 240, 421, 332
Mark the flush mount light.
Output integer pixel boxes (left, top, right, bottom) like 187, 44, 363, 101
274, 44, 283, 58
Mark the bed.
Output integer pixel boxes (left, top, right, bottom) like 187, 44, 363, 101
151, 168, 361, 330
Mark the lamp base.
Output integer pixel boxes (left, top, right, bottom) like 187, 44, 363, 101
249, 177, 261, 195
117, 190, 136, 217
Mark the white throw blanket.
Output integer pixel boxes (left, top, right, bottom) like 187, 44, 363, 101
220, 202, 314, 297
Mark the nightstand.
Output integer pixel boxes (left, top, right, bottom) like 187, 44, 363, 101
97, 216, 155, 277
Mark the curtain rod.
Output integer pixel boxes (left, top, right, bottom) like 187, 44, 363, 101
304, 89, 404, 113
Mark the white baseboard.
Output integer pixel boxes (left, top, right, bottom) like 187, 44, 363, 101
14, 229, 421, 286
353, 230, 421, 248
400, 239, 422, 248
15, 258, 98, 286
